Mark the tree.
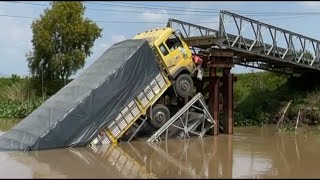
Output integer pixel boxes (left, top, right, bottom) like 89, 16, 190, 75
26, 1, 102, 95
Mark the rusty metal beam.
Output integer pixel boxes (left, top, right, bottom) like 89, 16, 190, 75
209, 67, 220, 136
223, 68, 234, 134
184, 35, 217, 47
207, 62, 234, 68
207, 49, 234, 57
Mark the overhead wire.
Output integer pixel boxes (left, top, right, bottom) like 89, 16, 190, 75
0, 13, 306, 25
2, 1, 221, 17
3, 1, 320, 17
84, 1, 320, 16
85, 1, 308, 14
0, 1, 311, 25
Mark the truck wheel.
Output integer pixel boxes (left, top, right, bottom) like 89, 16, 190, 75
149, 104, 170, 129
174, 74, 194, 98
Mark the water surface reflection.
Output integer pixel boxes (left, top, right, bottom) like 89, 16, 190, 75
2, 125, 320, 178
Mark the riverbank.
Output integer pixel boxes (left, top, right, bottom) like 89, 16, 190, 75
234, 71, 320, 128
2, 71, 320, 130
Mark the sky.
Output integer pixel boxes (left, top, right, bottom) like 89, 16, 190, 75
0, 1, 319, 77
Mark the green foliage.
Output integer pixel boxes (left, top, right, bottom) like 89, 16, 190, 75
303, 88, 320, 109
0, 98, 45, 119
0, 118, 21, 131
26, 1, 103, 95
234, 70, 320, 128
234, 71, 292, 126
0, 76, 45, 119
0, 78, 36, 102
278, 122, 296, 132
0, 74, 24, 90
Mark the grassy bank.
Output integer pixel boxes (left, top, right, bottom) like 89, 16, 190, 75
234, 71, 320, 128
0, 75, 45, 124
0, 118, 21, 131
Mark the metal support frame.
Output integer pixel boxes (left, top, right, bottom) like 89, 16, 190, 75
146, 93, 215, 143
167, 18, 218, 38
218, 10, 320, 70
234, 60, 295, 74
127, 117, 148, 142
167, 18, 218, 54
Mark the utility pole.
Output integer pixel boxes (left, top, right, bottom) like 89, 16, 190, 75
40, 59, 44, 101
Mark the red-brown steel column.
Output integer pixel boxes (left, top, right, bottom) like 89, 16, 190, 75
223, 68, 234, 134
209, 67, 219, 135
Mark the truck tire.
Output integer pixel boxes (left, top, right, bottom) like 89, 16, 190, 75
174, 74, 194, 98
149, 104, 170, 129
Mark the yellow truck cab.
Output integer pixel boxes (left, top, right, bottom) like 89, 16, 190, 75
133, 27, 200, 98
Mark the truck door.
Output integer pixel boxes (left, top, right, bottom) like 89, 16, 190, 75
163, 33, 188, 76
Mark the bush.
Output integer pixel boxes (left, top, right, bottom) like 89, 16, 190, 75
0, 98, 45, 118
234, 71, 290, 126
0, 75, 46, 119
234, 71, 320, 127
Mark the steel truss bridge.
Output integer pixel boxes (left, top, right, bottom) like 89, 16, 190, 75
168, 10, 320, 74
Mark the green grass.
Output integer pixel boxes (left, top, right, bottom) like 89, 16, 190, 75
233, 71, 320, 127
0, 118, 21, 131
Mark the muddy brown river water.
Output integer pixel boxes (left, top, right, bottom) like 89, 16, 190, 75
1, 125, 320, 178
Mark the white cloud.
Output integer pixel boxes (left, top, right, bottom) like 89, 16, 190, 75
75, 34, 127, 77
6, 48, 17, 56
99, 42, 110, 49
188, 1, 242, 10
0, 3, 41, 75
98, 34, 126, 50
139, 10, 169, 22
188, 1, 213, 9
299, 1, 320, 8
198, 17, 219, 30
111, 34, 126, 43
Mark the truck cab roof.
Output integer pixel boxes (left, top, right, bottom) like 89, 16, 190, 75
133, 27, 174, 46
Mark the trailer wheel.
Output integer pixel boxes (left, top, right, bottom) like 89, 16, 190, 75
149, 104, 170, 129
174, 74, 194, 98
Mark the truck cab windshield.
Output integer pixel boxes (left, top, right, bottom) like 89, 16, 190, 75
165, 33, 182, 52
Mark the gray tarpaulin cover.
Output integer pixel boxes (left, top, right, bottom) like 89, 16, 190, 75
0, 39, 160, 151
